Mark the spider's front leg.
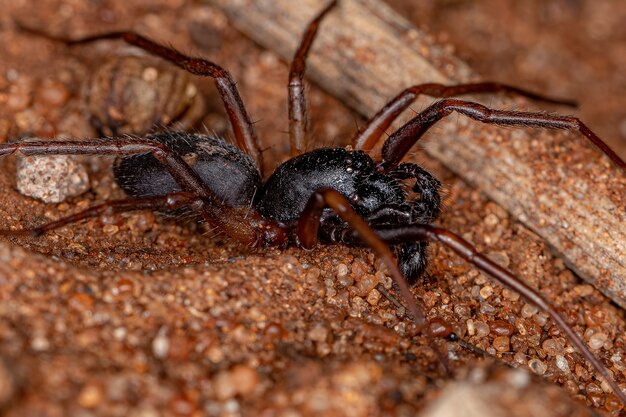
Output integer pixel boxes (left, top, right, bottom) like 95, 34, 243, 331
0, 138, 280, 246
378, 98, 625, 171
353, 82, 579, 153
0, 192, 203, 237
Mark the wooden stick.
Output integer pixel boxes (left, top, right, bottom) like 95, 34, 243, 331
207, 0, 626, 308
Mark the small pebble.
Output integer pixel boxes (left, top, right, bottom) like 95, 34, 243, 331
479, 302, 495, 314
453, 304, 470, 318
366, 288, 381, 306
336, 268, 353, 287
466, 319, 476, 336
474, 321, 490, 337
588, 332, 608, 350
36, 78, 70, 107
103, 224, 119, 236
528, 358, 547, 375
573, 284, 594, 297
493, 336, 510, 352
351, 260, 366, 279
478, 285, 493, 299
521, 304, 538, 318
487, 251, 510, 268
490, 320, 514, 336
355, 274, 378, 296
429, 318, 454, 338
513, 351, 527, 364
214, 365, 260, 400
599, 376, 615, 394
263, 322, 285, 342
169, 395, 196, 415
604, 394, 624, 412
68, 292, 95, 312
555, 355, 570, 373
307, 324, 328, 343
31, 334, 50, 351
562, 379, 579, 395
336, 263, 348, 277
152, 328, 170, 359
78, 384, 103, 409
332, 362, 382, 389
535, 312, 548, 326
223, 399, 240, 413
17, 151, 90, 203
501, 288, 520, 301
595, 389, 616, 411
7, 79, 32, 111
112, 278, 134, 296
586, 382, 603, 394
113, 327, 126, 341
483, 213, 499, 227
541, 338, 564, 356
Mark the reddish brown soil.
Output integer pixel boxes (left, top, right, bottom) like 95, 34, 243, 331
0, 1, 624, 416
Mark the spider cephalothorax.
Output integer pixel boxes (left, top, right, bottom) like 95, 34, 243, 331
256, 147, 441, 282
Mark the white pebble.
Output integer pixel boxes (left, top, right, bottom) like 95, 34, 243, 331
555, 355, 570, 373
152, 327, 169, 359
17, 153, 89, 203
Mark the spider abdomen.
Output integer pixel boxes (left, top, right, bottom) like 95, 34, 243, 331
113, 132, 262, 207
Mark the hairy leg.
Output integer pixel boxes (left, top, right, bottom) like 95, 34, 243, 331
353, 82, 577, 153
0, 192, 202, 237
379, 99, 625, 171
18, 25, 265, 174
0, 139, 270, 245
288, 0, 338, 156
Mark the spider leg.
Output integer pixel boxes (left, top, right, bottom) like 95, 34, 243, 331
379, 99, 625, 171
372, 224, 626, 404
288, 0, 338, 156
18, 25, 264, 175
0, 192, 202, 237
353, 82, 578, 152
0, 139, 269, 245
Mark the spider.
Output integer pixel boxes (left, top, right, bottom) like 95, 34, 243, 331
3, 0, 626, 406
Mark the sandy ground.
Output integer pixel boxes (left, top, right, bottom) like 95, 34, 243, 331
0, 1, 624, 416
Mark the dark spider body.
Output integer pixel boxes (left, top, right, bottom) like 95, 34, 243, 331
5, 0, 626, 406
116, 134, 440, 283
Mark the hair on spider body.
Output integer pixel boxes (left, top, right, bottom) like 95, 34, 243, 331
5, 0, 626, 407
113, 132, 261, 208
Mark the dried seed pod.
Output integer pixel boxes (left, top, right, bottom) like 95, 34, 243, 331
86, 56, 205, 136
